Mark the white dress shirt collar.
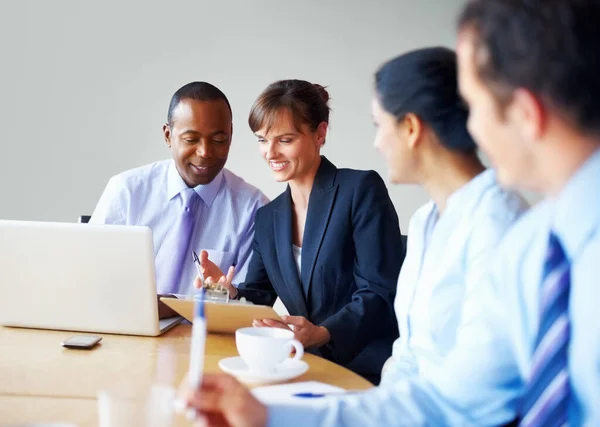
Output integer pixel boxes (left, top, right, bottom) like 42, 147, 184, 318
445, 168, 496, 214
552, 147, 600, 258
166, 160, 224, 208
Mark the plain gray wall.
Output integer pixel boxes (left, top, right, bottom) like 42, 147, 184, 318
0, 0, 472, 230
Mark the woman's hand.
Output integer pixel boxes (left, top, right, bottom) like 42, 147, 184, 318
253, 315, 331, 348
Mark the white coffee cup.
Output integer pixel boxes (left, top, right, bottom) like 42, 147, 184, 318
235, 327, 304, 374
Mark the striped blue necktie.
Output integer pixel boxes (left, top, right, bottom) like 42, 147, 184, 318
520, 232, 571, 427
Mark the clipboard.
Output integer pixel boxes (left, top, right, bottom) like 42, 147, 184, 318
160, 297, 282, 334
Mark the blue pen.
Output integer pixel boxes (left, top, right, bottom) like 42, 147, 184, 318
186, 289, 206, 420
293, 391, 358, 398
293, 392, 328, 398
293, 392, 335, 398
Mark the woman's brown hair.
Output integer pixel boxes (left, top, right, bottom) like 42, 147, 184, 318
248, 79, 330, 135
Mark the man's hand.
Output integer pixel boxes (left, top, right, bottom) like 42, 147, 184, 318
198, 250, 225, 282
194, 250, 237, 299
157, 294, 178, 319
253, 316, 331, 348
183, 374, 268, 427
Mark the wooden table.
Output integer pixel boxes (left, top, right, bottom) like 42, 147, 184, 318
0, 395, 96, 426
0, 324, 373, 426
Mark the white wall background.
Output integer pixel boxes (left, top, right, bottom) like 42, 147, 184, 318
0, 0, 472, 230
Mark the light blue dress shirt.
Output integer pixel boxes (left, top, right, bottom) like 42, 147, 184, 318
90, 159, 268, 294
267, 150, 600, 426
383, 169, 527, 385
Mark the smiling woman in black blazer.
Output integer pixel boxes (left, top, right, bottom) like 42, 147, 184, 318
199, 80, 405, 383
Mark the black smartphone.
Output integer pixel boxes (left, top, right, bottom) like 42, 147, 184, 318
61, 335, 102, 349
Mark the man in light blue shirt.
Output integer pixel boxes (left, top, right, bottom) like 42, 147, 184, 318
182, 1, 600, 425
90, 82, 268, 312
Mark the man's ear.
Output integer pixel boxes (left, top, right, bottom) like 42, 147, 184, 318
509, 88, 546, 143
163, 123, 172, 148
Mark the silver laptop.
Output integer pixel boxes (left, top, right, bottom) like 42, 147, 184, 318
0, 220, 181, 336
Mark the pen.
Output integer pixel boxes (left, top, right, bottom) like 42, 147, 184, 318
292, 391, 360, 398
186, 289, 206, 421
293, 392, 338, 398
192, 250, 205, 285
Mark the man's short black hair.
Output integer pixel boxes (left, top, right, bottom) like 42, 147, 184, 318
459, 0, 600, 136
167, 82, 232, 126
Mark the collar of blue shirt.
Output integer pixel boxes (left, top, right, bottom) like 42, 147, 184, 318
445, 168, 497, 213
166, 160, 224, 208
553, 148, 600, 258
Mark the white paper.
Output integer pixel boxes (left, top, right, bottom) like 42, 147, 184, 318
272, 297, 290, 317
252, 381, 346, 407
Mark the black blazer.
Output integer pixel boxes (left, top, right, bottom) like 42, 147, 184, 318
238, 157, 405, 382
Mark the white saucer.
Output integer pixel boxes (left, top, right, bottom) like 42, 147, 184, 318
218, 356, 309, 384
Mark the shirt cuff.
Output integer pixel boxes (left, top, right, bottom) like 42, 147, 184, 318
267, 404, 325, 427
231, 284, 240, 300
